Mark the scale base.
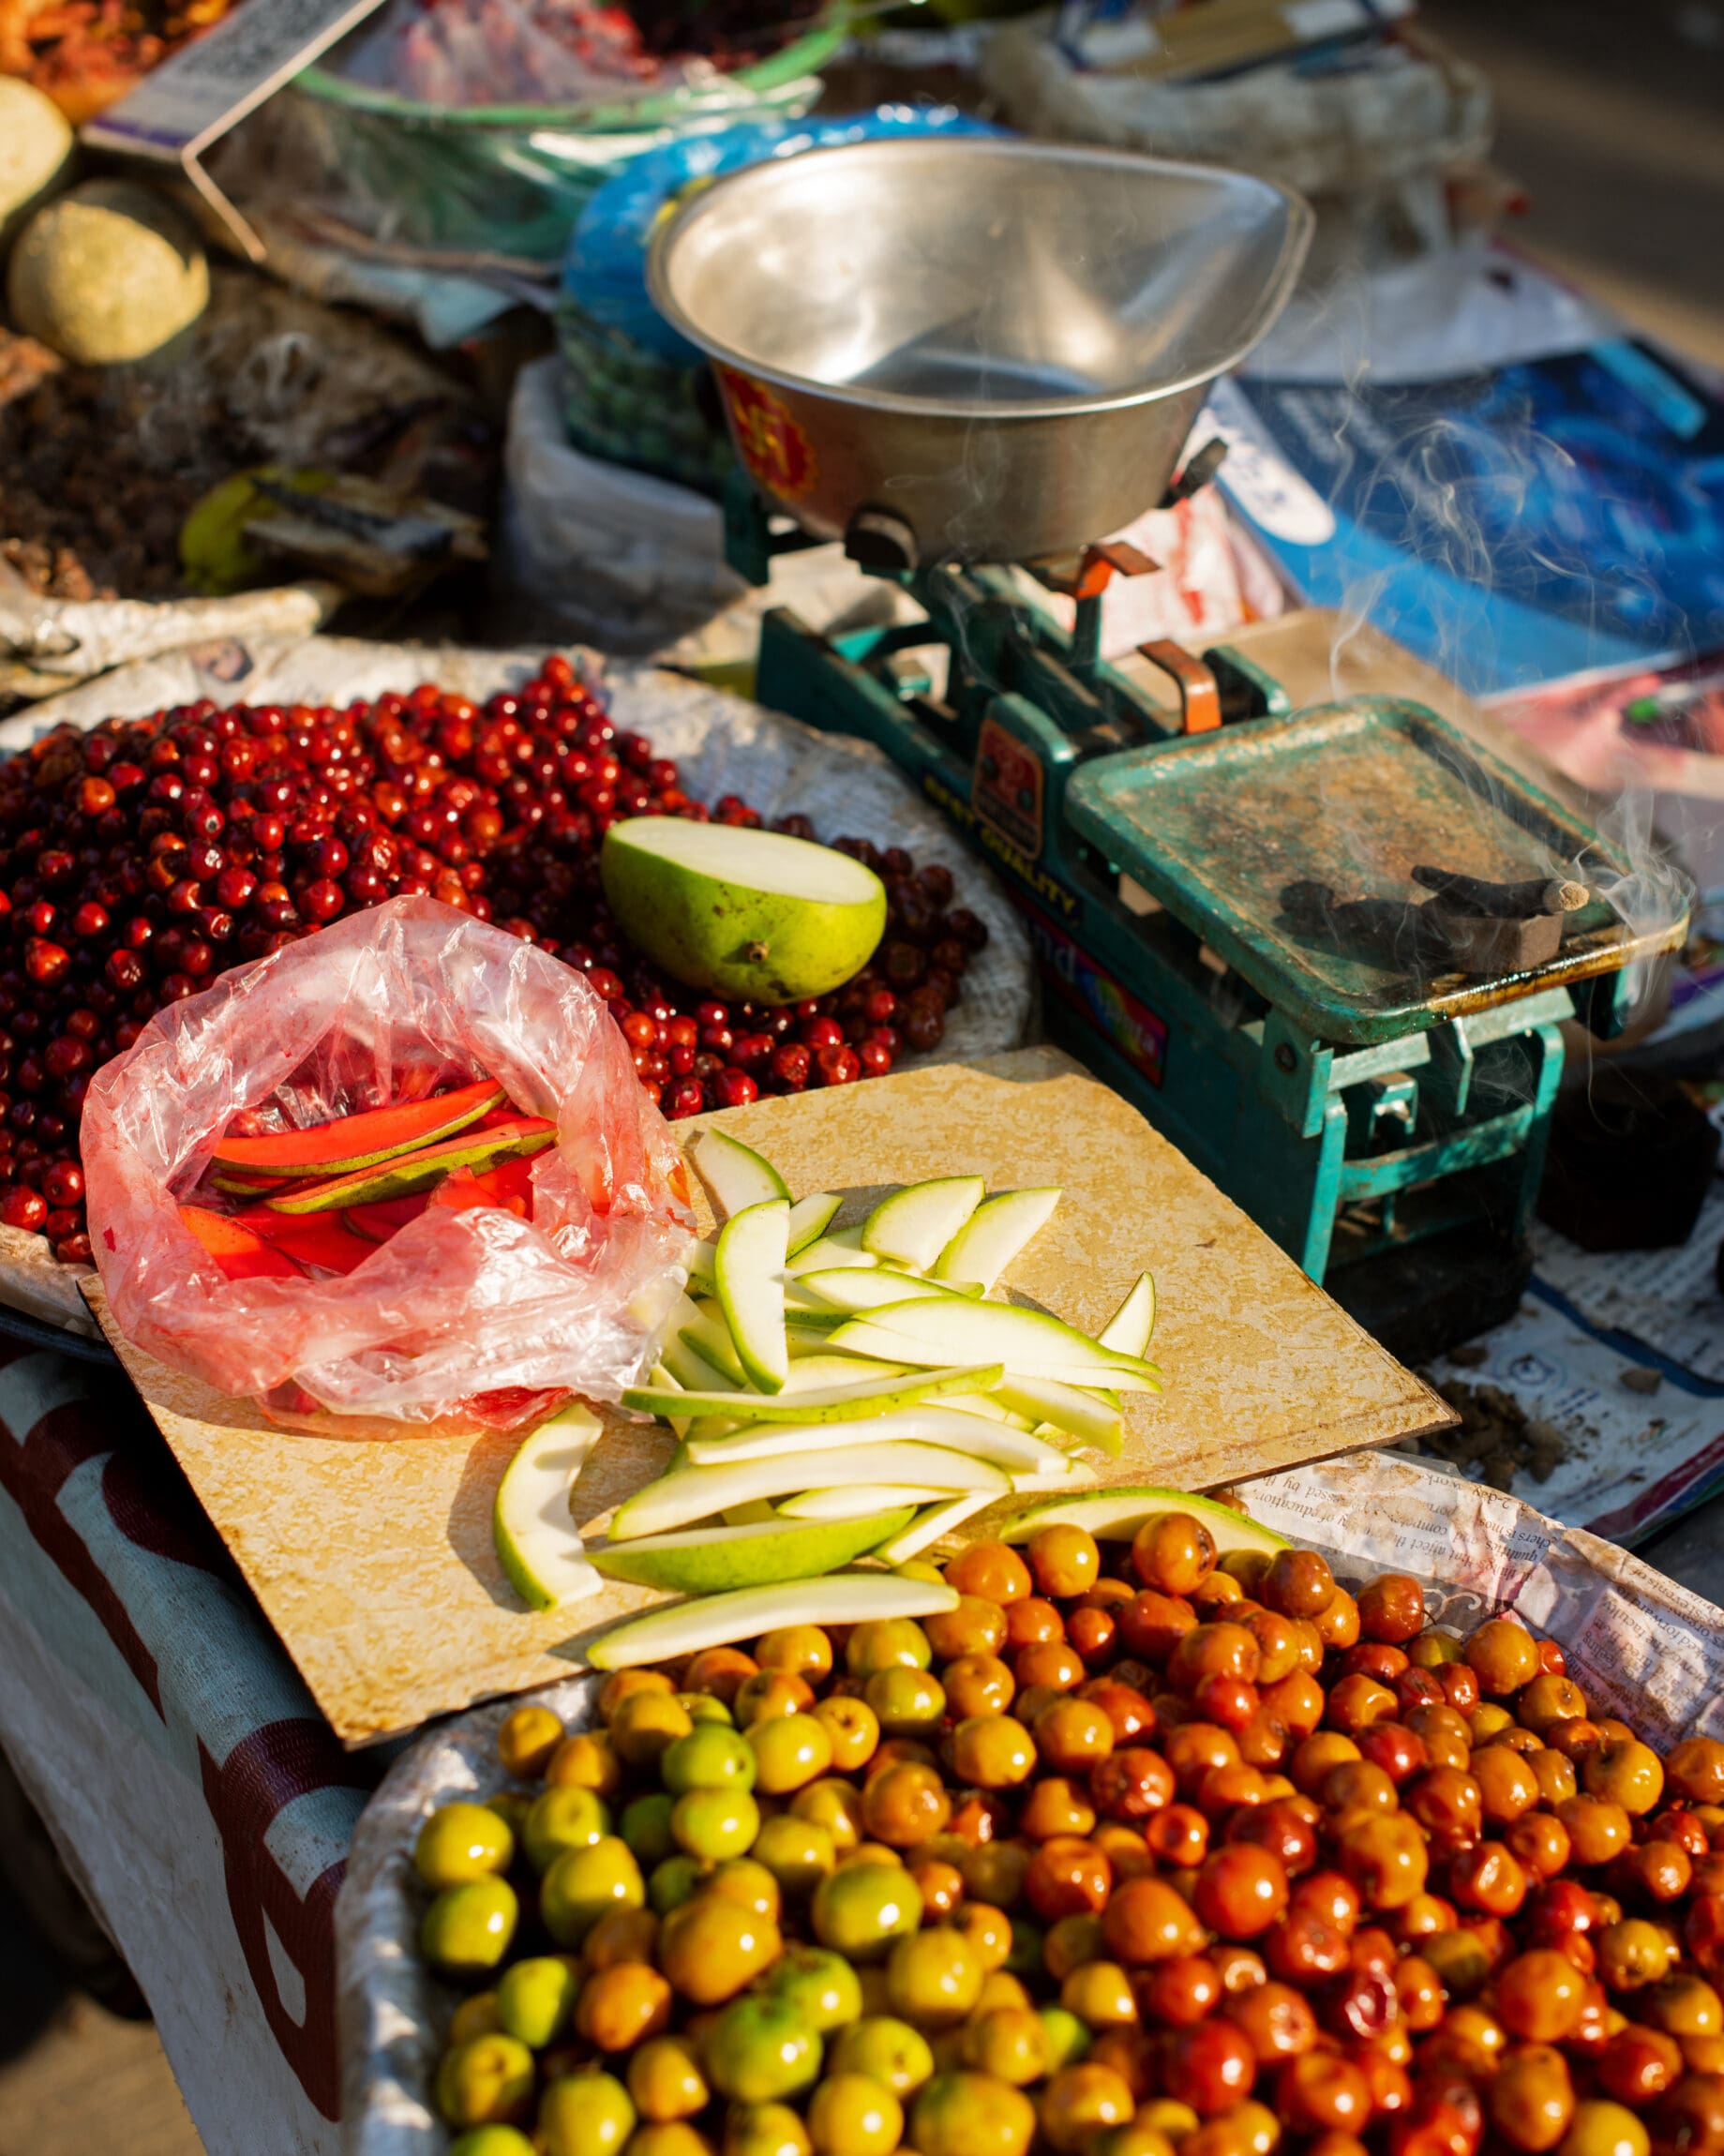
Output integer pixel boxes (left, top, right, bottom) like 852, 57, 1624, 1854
1326, 1231, 1533, 1368
744, 562, 1662, 1358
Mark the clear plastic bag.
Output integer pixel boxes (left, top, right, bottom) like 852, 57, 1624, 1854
82, 896, 693, 1433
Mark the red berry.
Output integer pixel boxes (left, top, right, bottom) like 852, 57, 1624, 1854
44, 1038, 90, 1082
772, 1042, 812, 1090
300, 879, 345, 923
904, 1008, 945, 1052
42, 1160, 83, 1206
2, 1188, 48, 1232
24, 939, 68, 985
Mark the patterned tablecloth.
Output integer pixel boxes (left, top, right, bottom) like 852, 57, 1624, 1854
0, 1336, 378, 2155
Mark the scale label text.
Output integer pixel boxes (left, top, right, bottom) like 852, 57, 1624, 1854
1021, 896, 1169, 1090
920, 771, 1083, 920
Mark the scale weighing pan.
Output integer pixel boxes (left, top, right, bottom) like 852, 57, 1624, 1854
1065, 698, 1678, 1046
650, 138, 1311, 566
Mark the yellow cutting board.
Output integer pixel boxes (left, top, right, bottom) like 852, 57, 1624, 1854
89, 1049, 1450, 1745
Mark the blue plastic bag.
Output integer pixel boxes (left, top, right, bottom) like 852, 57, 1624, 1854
564, 104, 999, 360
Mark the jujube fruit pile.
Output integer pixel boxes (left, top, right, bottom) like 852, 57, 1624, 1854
0, 655, 982, 1265
411, 1513, 1724, 2156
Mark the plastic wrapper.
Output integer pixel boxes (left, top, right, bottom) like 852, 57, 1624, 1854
82, 897, 693, 1433
497, 356, 745, 650
334, 1447, 1724, 2155
982, 19, 1492, 283
497, 361, 933, 657
342, 0, 826, 112
274, 5, 837, 262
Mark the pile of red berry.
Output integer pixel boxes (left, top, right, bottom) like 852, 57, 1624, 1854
0, 657, 984, 1267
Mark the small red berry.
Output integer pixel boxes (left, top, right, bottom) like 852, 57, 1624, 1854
772, 1042, 812, 1090
1, 1188, 48, 1233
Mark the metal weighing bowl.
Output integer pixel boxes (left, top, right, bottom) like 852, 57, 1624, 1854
649, 138, 1312, 566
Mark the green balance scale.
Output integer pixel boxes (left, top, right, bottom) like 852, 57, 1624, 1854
648, 138, 1691, 1358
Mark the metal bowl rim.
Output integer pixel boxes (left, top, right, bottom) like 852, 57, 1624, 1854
647, 137, 1314, 422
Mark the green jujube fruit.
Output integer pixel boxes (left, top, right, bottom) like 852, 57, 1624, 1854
524, 1787, 611, 1873
496, 1955, 579, 2048
449, 2130, 536, 2156
810, 1864, 922, 1962
621, 1790, 679, 1866
435, 2034, 534, 2128
415, 1801, 515, 1888
540, 1836, 644, 1946
765, 1944, 863, 2031
422, 1878, 519, 1977
539, 2071, 637, 2156
704, 1996, 824, 2104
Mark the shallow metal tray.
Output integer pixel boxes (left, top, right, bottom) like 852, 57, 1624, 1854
1065, 697, 1684, 1045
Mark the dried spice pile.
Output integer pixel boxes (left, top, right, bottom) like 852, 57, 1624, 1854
0, 279, 487, 606
0, 0, 233, 123
0, 333, 223, 601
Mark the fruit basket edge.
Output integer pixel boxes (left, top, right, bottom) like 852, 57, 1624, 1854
332, 1448, 1724, 2156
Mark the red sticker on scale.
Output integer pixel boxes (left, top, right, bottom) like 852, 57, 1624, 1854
972, 716, 1044, 859
718, 368, 817, 500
